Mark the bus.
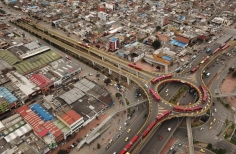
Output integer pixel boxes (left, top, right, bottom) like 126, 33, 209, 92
191, 65, 200, 73
128, 64, 143, 71
173, 106, 185, 112
200, 85, 207, 103
193, 106, 202, 111
213, 48, 220, 54
149, 88, 160, 101
222, 44, 230, 50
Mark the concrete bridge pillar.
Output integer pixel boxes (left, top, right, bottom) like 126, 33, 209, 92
92, 61, 95, 66
127, 77, 130, 85
102, 56, 104, 61
108, 69, 112, 75
164, 65, 168, 73
136, 71, 139, 77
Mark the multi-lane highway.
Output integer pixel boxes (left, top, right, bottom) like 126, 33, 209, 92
11, 18, 236, 154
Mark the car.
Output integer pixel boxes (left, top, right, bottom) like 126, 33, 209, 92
166, 89, 169, 93
125, 137, 129, 141
119, 126, 122, 131
158, 136, 163, 141
172, 150, 176, 154
73, 142, 77, 146
166, 93, 169, 96
210, 122, 213, 125
214, 108, 217, 112
109, 139, 113, 144
178, 143, 182, 147
209, 126, 212, 130
199, 127, 204, 131
127, 129, 131, 133
170, 146, 174, 150
213, 118, 216, 122
167, 127, 171, 131
183, 93, 186, 97
88, 73, 93, 76
76, 138, 82, 142
200, 149, 205, 153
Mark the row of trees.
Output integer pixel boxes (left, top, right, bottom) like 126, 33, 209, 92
207, 143, 227, 154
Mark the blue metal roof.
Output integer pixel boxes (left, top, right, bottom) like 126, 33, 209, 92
0, 87, 18, 104
31, 103, 54, 121
110, 37, 118, 42
170, 39, 187, 48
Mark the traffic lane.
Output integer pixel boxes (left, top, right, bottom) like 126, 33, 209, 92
140, 118, 181, 154
104, 108, 148, 154
179, 93, 196, 105
160, 83, 182, 101
215, 140, 236, 154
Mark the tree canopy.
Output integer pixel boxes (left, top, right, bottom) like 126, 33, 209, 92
152, 40, 161, 49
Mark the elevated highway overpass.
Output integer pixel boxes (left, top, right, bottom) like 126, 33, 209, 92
11, 19, 222, 154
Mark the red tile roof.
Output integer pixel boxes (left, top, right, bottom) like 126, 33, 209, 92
58, 107, 82, 126
17, 105, 63, 139
30, 73, 52, 88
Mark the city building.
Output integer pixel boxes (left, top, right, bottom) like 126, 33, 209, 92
57, 107, 84, 135
6, 71, 40, 103
0, 86, 18, 109
16, 106, 64, 147
108, 37, 120, 51
30, 73, 54, 93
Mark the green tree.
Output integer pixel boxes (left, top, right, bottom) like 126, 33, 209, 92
225, 104, 230, 108
58, 150, 67, 154
216, 148, 227, 154
104, 78, 111, 85
115, 93, 122, 99
156, 26, 161, 31
207, 143, 212, 150
232, 71, 236, 78
152, 40, 161, 49
97, 143, 101, 149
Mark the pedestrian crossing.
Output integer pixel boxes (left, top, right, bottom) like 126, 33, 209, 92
184, 73, 197, 82
158, 106, 167, 114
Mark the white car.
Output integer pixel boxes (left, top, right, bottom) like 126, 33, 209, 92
88, 73, 93, 76
166, 89, 169, 93
167, 127, 171, 131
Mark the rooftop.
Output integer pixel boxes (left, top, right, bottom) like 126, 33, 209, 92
30, 73, 53, 88
57, 107, 82, 126
30, 103, 54, 121
16, 106, 63, 139
0, 86, 18, 103
6, 71, 39, 96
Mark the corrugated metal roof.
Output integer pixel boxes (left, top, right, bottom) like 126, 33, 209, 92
57, 107, 82, 126
0, 87, 18, 103
30, 73, 52, 88
16, 106, 63, 139
30, 103, 54, 121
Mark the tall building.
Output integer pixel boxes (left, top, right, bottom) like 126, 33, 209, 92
161, 14, 169, 26
108, 37, 120, 51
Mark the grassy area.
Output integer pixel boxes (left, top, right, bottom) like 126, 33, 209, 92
230, 138, 236, 145
13, 32, 21, 37
192, 120, 204, 127
125, 98, 131, 114
169, 85, 188, 104
224, 124, 235, 139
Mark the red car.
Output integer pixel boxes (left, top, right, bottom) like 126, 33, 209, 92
158, 135, 163, 141
183, 94, 186, 97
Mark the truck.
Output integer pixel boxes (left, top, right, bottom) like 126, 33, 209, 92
206, 48, 211, 53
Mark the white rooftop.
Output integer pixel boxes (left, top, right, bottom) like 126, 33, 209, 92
6, 71, 39, 96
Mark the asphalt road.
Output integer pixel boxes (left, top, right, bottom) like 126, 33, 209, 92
158, 82, 182, 101
103, 107, 148, 154
139, 118, 182, 154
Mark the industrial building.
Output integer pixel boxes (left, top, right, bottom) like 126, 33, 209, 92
16, 105, 64, 147
57, 107, 84, 135
30, 73, 54, 93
